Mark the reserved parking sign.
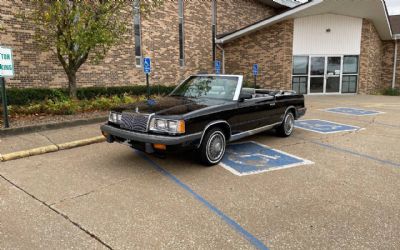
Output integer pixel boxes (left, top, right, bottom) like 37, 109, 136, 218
0, 47, 14, 77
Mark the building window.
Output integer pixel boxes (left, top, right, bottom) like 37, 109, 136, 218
178, 0, 185, 67
212, 0, 217, 63
134, 0, 142, 67
292, 56, 309, 94
342, 56, 359, 93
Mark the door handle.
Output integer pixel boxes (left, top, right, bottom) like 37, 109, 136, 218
270, 102, 276, 106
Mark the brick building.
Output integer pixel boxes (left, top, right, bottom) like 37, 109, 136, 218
0, 0, 399, 94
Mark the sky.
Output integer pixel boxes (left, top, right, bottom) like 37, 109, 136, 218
386, 0, 400, 15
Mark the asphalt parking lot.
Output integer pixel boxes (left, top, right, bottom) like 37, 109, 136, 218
1, 95, 399, 249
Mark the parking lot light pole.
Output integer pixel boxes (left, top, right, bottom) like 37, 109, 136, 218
0, 77, 10, 128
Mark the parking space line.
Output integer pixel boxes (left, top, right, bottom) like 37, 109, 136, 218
137, 151, 269, 250
295, 137, 400, 168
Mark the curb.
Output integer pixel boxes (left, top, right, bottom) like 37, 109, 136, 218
0, 136, 106, 162
0, 116, 108, 137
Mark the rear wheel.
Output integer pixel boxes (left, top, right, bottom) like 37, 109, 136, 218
198, 128, 226, 166
277, 111, 295, 137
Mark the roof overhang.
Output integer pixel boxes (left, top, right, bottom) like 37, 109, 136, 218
217, 0, 394, 44
256, 0, 290, 9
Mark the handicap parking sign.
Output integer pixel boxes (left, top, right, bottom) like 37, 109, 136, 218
220, 142, 313, 176
143, 57, 151, 74
295, 119, 362, 134
253, 64, 258, 76
215, 60, 221, 74
324, 107, 384, 116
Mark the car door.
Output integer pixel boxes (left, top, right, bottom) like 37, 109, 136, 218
235, 97, 276, 132
255, 96, 282, 127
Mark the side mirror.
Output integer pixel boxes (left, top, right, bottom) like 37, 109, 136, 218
238, 92, 253, 102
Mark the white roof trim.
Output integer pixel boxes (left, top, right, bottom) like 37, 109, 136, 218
216, 0, 323, 44
379, 0, 393, 39
217, 0, 395, 43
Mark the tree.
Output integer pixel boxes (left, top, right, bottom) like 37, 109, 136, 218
27, 0, 163, 98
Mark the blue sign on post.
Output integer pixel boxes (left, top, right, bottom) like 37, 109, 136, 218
143, 57, 151, 74
215, 60, 221, 74
253, 64, 258, 76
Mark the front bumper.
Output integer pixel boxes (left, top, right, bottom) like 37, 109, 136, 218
100, 124, 202, 146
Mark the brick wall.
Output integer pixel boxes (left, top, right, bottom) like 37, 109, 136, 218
216, 0, 276, 35
141, 0, 213, 86
395, 40, 400, 88
359, 19, 384, 94
381, 40, 395, 89
1, 0, 270, 89
222, 20, 294, 89
397, 40, 400, 88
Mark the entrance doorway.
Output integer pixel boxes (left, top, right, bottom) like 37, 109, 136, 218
292, 55, 359, 95
309, 56, 341, 94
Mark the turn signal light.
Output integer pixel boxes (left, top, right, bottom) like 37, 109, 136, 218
177, 120, 185, 134
153, 144, 167, 150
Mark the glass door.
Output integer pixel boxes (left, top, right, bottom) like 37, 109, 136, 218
309, 57, 325, 94
308, 56, 342, 94
326, 57, 341, 93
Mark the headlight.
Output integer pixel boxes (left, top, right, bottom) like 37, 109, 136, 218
155, 119, 168, 130
109, 112, 122, 124
150, 118, 185, 134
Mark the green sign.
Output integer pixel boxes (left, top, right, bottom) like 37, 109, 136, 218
0, 46, 14, 77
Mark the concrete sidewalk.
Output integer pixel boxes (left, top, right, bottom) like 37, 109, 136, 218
0, 123, 104, 156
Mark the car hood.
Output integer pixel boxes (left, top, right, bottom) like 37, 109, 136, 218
112, 96, 230, 116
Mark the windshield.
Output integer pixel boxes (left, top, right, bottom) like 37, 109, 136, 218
170, 76, 239, 100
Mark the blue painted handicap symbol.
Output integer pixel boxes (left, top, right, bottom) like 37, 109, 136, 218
324, 107, 384, 116
220, 142, 313, 176
295, 119, 362, 134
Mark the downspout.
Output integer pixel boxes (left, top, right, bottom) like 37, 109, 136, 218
393, 38, 398, 89
216, 44, 225, 74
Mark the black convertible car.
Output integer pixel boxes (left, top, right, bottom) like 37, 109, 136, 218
101, 75, 306, 165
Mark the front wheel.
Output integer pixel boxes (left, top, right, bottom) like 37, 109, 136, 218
277, 111, 295, 137
198, 128, 226, 166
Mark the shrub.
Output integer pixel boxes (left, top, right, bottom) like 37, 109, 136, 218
382, 87, 400, 96
1, 85, 176, 106
4, 94, 151, 117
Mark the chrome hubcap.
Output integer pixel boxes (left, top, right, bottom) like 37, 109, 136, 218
284, 113, 294, 135
207, 132, 225, 162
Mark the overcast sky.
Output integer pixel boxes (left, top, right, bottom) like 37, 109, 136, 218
386, 0, 400, 15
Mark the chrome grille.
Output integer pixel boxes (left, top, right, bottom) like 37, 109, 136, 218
120, 112, 149, 132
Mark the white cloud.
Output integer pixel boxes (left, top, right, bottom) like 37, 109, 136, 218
386, 0, 400, 15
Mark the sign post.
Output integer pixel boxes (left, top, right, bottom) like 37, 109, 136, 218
0, 46, 14, 128
253, 64, 258, 89
143, 57, 151, 99
215, 60, 221, 75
